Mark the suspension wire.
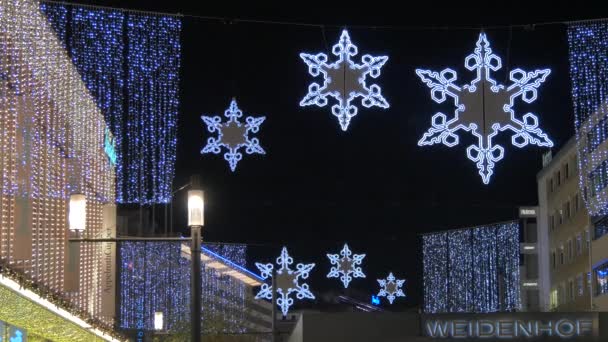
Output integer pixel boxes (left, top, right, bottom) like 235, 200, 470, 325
40, 0, 606, 30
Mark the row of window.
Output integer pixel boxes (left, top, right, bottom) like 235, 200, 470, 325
551, 230, 590, 270
549, 193, 583, 231
596, 261, 608, 296
548, 156, 577, 193
550, 272, 592, 309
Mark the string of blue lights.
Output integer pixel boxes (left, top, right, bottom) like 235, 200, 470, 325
422, 221, 520, 313
40, 3, 181, 204
568, 21, 608, 217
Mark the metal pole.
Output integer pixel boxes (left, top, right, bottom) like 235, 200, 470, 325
191, 225, 202, 342
164, 203, 168, 237
271, 267, 277, 342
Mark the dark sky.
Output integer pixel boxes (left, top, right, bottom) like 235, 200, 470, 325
72, 1, 604, 309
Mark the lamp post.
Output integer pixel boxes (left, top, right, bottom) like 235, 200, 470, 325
187, 188, 204, 342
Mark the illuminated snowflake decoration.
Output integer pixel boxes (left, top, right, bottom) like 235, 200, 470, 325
255, 247, 316, 316
416, 33, 553, 184
377, 272, 405, 304
327, 243, 366, 288
201, 99, 265, 171
300, 29, 389, 131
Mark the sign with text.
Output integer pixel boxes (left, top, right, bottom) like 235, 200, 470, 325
422, 313, 598, 340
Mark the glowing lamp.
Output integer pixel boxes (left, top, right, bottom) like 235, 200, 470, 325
187, 190, 204, 227
154, 312, 163, 331
69, 194, 86, 231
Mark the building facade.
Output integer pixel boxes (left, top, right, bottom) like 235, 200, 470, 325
1, 0, 116, 325
537, 137, 594, 312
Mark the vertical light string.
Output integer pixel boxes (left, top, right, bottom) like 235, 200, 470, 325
41, 4, 181, 205
126, 13, 180, 204
119, 242, 247, 333
422, 233, 448, 313
447, 230, 473, 312
69, 7, 125, 203
568, 21, 608, 216
422, 221, 521, 313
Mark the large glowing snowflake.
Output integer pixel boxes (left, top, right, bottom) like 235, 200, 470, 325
255, 247, 316, 316
300, 29, 389, 131
201, 99, 265, 171
327, 243, 365, 288
377, 272, 405, 304
416, 33, 553, 184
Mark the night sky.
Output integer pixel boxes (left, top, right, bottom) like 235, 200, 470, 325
68, 1, 604, 310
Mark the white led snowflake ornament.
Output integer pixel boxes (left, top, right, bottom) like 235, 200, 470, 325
416, 33, 553, 184
327, 243, 366, 288
201, 99, 265, 171
377, 272, 405, 305
300, 29, 389, 131
255, 247, 316, 316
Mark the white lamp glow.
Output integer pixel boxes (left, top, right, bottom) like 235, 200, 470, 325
187, 190, 204, 227
154, 311, 163, 331
69, 194, 86, 231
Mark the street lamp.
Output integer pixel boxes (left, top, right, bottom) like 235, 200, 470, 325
187, 188, 203, 342
69, 194, 86, 232
154, 311, 164, 331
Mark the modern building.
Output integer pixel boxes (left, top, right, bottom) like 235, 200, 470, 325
118, 242, 273, 340
1, 0, 117, 328
422, 221, 521, 313
537, 137, 592, 312
537, 134, 608, 311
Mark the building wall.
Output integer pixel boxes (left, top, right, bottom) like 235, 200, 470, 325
0, 0, 115, 323
537, 137, 593, 312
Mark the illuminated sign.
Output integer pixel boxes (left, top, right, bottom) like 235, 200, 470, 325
0, 320, 27, 342
519, 208, 537, 217
424, 318, 593, 339
371, 295, 380, 306
104, 127, 117, 166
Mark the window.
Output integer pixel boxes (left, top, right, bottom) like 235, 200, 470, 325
550, 178, 554, 193
569, 279, 575, 301
550, 289, 558, 309
560, 246, 565, 265
560, 283, 567, 304
586, 229, 591, 249
594, 261, 608, 296
588, 272, 593, 291
589, 159, 608, 196
568, 239, 573, 262
576, 233, 583, 256
566, 163, 570, 179
550, 215, 555, 231
557, 171, 561, 186
559, 209, 564, 225
551, 251, 556, 269
566, 201, 571, 219
575, 194, 580, 213
594, 216, 608, 240
577, 274, 584, 296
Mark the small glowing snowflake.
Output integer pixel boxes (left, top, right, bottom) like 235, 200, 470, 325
416, 33, 553, 184
300, 29, 389, 131
201, 99, 265, 171
377, 272, 405, 304
255, 247, 315, 316
327, 243, 365, 288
